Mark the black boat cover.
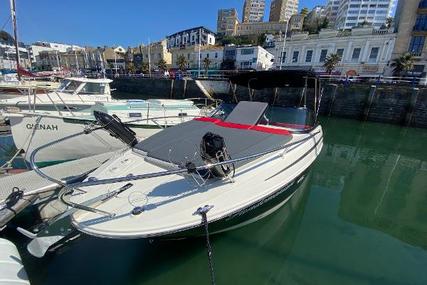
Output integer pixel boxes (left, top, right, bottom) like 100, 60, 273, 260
229, 70, 318, 89
135, 102, 292, 168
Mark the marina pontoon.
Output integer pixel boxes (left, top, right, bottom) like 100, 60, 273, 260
27, 70, 324, 240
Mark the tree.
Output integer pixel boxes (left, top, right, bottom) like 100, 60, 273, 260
385, 17, 394, 29
323, 53, 341, 74
203, 57, 211, 76
300, 7, 309, 17
177, 55, 188, 71
391, 53, 414, 77
141, 62, 149, 74
157, 59, 167, 72
126, 62, 136, 74
257, 33, 267, 46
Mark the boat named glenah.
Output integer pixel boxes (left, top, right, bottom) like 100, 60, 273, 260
26, 123, 59, 131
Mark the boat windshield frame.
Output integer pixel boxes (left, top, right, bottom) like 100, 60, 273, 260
57, 79, 107, 95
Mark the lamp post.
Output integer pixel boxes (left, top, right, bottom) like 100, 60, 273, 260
279, 20, 289, 70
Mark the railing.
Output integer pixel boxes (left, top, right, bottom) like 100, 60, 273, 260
28, 122, 321, 218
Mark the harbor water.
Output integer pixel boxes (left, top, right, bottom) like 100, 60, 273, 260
1, 116, 427, 285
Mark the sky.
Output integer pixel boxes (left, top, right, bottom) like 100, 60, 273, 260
0, 0, 323, 47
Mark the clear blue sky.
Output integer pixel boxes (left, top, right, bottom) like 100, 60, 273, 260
0, 0, 325, 47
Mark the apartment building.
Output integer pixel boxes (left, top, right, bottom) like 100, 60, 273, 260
335, 0, 395, 30
269, 0, 299, 22
242, 0, 266, 23
393, 0, 427, 77
217, 9, 240, 36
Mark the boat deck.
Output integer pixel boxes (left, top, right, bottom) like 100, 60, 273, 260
0, 151, 117, 229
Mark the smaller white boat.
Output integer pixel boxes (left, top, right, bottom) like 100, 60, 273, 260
0, 77, 113, 112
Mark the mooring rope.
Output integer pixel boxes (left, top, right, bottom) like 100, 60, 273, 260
195, 205, 216, 285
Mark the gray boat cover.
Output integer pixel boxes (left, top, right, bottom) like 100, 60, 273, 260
135, 102, 292, 168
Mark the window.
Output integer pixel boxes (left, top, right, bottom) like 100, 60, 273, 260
336, 48, 344, 59
352, 48, 361, 62
240, 48, 254, 55
369, 47, 379, 62
409, 36, 425, 55
320, 49, 328, 62
305, 50, 313, 63
280, 52, 287, 63
292, 51, 299, 63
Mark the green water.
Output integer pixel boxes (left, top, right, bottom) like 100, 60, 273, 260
2, 117, 427, 285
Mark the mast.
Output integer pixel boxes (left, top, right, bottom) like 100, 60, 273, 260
9, 0, 21, 80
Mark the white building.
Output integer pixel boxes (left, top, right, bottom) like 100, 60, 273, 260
29, 42, 84, 65
166, 27, 216, 49
242, 0, 266, 23
235, 46, 274, 70
271, 27, 396, 76
335, 0, 396, 30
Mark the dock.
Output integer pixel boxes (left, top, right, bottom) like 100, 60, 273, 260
0, 151, 117, 230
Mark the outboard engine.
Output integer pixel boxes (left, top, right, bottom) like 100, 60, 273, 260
93, 111, 138, 147
200, 132, 234, 178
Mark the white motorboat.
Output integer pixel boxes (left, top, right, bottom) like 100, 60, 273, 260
6, 98, 210, 166
0, 77, 113, 112
27, 70, 324, 240
0, 73, 60, 100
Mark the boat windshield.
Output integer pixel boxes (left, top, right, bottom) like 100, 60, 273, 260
210, 103, 315, 131
58, 80, 106, 94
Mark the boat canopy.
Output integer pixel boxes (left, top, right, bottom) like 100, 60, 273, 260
229, 70, 318, 89
65, 77, 113, 84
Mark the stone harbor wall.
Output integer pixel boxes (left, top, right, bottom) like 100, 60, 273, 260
111, 77, 427, 129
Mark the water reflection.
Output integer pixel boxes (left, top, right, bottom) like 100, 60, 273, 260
315, 117, 427, 250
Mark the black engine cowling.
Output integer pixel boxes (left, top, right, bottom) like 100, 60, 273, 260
93, 111, 137, 147
200, 132, 233, 178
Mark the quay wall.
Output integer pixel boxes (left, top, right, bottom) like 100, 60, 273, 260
111, 78, 427, 129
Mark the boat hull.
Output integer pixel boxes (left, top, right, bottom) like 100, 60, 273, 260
8, 114, 161, 165
163, 170, 309, 239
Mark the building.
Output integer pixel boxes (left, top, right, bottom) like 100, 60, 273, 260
236, 21, 288, 36
37, 47, 105, 71
269, 0, 299, 22
289, 14, 305, 32
242, 0, 266, 23
223, 45, 274, 70
138, 40, 172, 68
325, 0, 340, 26
170, 45, 223, 70
0, 30, 31, 70
166, 27, 216, 49
335, 0, 395, 30
272, 26, 396, 76
217, 9, 240, 36
392, 0, 427, 78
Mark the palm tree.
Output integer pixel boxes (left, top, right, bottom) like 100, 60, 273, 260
391, 53, 414, 77
177, 55, 188, 71
323, 53, 341, 75
300, 7, 309, 17
203, 57, 211, 76
141, 62, 149, 74
157, 59, 167, 72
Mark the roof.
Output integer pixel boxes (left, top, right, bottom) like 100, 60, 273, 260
65, 77, 113, 84
229, 70, 319, 89
167, 26, 217, 38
